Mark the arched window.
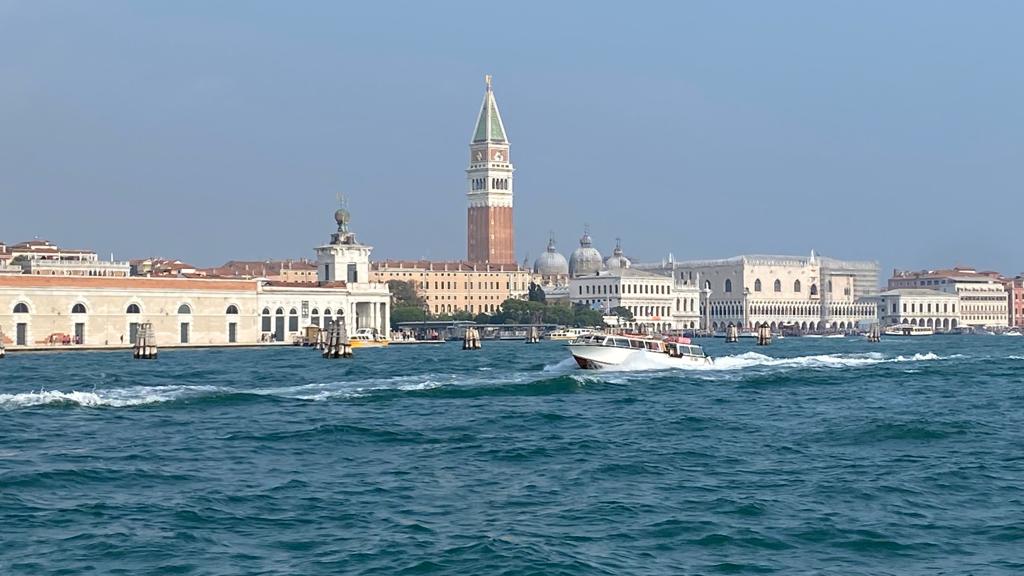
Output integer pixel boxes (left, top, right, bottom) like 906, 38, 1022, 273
126, 304, 141, 314
794, 280, 802, 293
262, 307, 271, 315
810, 284, 818, 296
323, 308, 332, 316
226, 305, 239, 315
13, 302, 29, 314
724, 279, 732, 293
754, 279, 762, 292
275, 307, 284, 315
774, 279, 782, 292
704, 280, 711, 290
72, 303, 87, 314
177, 304, 192, 315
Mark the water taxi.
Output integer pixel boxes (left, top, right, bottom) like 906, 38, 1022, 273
883, 324, 934, 337
568, 333, 712, 370
348, 328, 390, 348
546, 327, 594, 341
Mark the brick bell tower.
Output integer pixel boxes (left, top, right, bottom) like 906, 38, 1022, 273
466, 75, 515, 265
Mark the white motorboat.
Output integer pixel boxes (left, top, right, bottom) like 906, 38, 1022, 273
568, 333, 712, 369
883, 324, 934, 337
348, 328, 389, 348
547, 327, 594, 341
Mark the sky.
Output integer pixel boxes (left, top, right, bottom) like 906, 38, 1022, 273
1, 1, 1021, 276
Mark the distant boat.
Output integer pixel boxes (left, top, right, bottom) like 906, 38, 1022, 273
883, 324, 934, 337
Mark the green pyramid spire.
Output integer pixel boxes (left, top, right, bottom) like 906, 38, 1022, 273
472, 75, 508, 143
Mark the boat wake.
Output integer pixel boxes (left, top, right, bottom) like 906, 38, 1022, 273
543, 351, 957, 374
0, 384, 222, 409
0, 352, 962, 409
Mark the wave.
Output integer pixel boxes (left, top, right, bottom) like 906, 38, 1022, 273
0, 351, 962, 409
0, 385, 222, 409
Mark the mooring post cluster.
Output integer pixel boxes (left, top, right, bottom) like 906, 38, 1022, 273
323, 320, 353, 358
132, 322, 158, 359
756, 323, 772, 346
463, 327, 481, 350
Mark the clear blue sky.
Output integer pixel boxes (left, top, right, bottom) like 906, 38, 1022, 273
1, 1, 1021, 276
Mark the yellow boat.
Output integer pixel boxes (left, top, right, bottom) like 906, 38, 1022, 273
348, 328, 389, 348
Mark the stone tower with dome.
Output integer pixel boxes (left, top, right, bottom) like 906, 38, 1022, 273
316, 201, 372, 285
466, 75, 515, 265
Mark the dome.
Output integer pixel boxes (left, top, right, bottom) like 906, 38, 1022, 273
569, 229, 603, 277
533, 237, 569, 276
604, 238, 631, 269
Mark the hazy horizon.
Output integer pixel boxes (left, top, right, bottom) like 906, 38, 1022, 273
2, 1, 1021, 276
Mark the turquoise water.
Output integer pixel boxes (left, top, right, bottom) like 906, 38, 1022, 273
1, 337, 1022, 574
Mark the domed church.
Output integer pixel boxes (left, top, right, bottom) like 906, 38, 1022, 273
532, 235, 569, 284
568, 228, 604, 278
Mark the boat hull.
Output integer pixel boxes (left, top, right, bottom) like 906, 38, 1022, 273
348, 340, 389, 348
568, 344, 712, 370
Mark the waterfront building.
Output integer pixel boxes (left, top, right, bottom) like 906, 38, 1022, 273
875, 289, 960, 330
888, 268, 1009, 328
130, 258, 203, 277
636, 252, 879, 332
1008, 276, 1024, 328
569, 268, 701, 332
466, 75, 514, 265
204, 259, 318, 283
370, 260, 530, 315
0, 210, 391, 348
3, 239, 130, 277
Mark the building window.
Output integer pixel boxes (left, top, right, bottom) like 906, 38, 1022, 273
177, 304, 192, 315
774, 279, 782, 292
226, 305, 239, 315
126, 304, 141, 314
754, 279, 762, 292
13, 302, 29, 314
794, 280, 801, 293
72, 303, 87, 314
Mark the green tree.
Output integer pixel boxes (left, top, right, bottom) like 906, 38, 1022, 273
571, 304, 605, 327
386, 280, 425, 308
610, 306, 634, 322
391, 306, 428, 328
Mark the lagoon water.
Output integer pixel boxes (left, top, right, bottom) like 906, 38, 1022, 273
1, 337, 1022, 574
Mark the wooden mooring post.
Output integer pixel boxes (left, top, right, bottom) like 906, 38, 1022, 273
463, 327, 482, 350
525, 326, 540, 344
323, 320, 353, 358
133, 322, 158, 359
725, 325, 739, 343
756, 323, 772, 346
0, 327, 6, 359
867, 324, 881, 343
